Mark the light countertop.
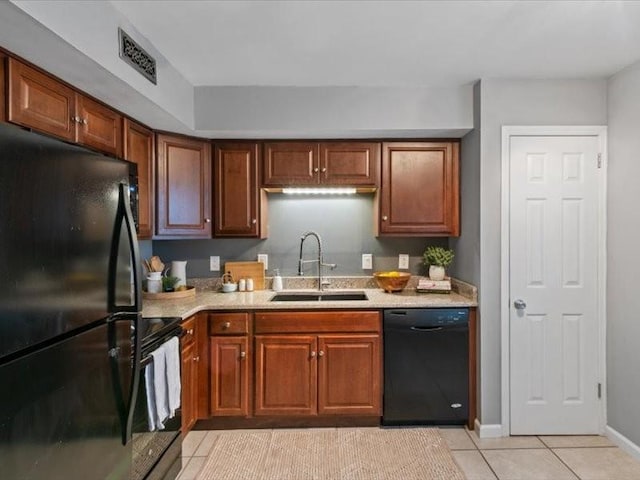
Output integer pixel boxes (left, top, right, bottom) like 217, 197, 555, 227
142, 288, 477, 320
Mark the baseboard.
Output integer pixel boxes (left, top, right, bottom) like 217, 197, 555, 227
606, 425, 640, 462
474, 419, 504, 438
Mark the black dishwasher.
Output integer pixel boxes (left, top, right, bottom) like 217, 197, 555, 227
383, 308, 469, 425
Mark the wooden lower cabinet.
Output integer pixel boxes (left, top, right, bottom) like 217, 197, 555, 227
254, 335, 317, 416
181, 316, 198, 432
0, 53, 6, 122
317, 335, 380, 415
253, 311, 382, 418
209, 336, 250, 416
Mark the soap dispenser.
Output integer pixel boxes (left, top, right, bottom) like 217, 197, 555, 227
272, 269, 283, 292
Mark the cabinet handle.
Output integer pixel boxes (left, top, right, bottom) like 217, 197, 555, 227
240, 351, 246, 359
193, 356, 199, 362
252, 219, 257, 224
318, 350, 324, 357
382, 215, 388, 221
310, 351, 316, 358
223, 321, 231, 329
187, 328, 194, 335
204, 218, 211, 223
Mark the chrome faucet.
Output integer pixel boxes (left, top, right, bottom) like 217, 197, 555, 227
297, 231, 337, 291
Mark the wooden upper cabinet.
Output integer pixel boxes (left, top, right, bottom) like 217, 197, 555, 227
123, 119, 154, 239
379, 141, 460, 236
214, 142, 264, 237
320, 142, 379, 186
0, 54, 6, 123
156, 134, 212, 238
7, 58, 123, 156
8, 58, 76, 141
262, 142, 319, 186
263, 141, 380, 188
77, 96, 122, 157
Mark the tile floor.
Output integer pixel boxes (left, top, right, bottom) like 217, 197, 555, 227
177, 428, 640, 480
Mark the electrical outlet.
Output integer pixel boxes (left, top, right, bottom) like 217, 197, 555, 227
362, 253, 373, 270
209, 256, 220, 271
398, 254, 409, 270
257, 254, 268, 270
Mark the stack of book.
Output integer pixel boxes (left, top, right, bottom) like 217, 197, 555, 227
416, 276, 452, 293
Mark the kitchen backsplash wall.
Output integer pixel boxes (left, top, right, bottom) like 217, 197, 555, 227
152, 194, 447, 278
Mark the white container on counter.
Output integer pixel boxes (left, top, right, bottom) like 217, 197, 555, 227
272, 269, 283, 292
238, 278, 246, 292
246, 278, 254, 292
146, 277, 162, 293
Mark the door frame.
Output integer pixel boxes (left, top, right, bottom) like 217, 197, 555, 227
500, 125, 608, 437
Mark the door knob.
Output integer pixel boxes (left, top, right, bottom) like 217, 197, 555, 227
513, 299, 527, 310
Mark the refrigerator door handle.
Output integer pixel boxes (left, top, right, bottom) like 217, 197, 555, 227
108, 313, 141, 445
108, 182, 142, 314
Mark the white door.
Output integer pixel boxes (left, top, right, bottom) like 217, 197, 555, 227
509, 135, 602, 435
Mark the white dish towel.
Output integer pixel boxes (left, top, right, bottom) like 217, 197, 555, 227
145, 337, 182, 431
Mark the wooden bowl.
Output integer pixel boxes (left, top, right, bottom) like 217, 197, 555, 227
373, 271, 412, 293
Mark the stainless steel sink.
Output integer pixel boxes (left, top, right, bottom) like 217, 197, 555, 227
270, 291, 368, 302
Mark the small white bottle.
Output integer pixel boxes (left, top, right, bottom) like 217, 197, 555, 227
238, 278, 246, 292
272, 269, 283, 292
246, 277, 254, 292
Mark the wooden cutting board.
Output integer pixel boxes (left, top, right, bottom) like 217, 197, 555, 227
224, 261, 266, 290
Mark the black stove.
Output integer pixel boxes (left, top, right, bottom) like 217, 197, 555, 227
139, 316, 182, 352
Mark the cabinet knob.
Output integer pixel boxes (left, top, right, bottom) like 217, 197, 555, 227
71, 116, 81, 123
382, 215, 388, 221
204, 218, 211, 223
310, 351, 316, 358
82, 118, 88, 125
223, 321, 231, 329
321, 168, 326, 173
187, 328, 194, 335
252, 219, 257, 224
193, 356, 199, 362
318, 350, 324, 357
240, 351, 246, 359
313, 167, 319, 173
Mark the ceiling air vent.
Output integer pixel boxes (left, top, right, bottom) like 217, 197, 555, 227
118, 28, 157, 85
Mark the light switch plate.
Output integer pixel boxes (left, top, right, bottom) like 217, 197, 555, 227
209, 255, 220, 271
362, 253, 373, 270
257, 254, 268, 270
398, 254, 409, 270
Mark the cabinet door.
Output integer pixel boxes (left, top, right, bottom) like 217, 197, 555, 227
263, 142, 319, 186
254, 335, 317, 416
181, 335, 198, 432
320, 142, 380, 186
76, 95, 122, 156
7, 58, 75, 141
317, 335, 381, 415
123, 119, 154, 239
380, 142, 459, 236
214, 142, 261, 237
209, 336, 249, 417
0, 54, 6, 123
156, 134, 212, 237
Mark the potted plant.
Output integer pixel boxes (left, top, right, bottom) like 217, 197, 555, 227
422, 246, 454, 281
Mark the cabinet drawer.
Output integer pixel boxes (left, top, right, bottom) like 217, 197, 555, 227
255, 311, 380, 334
209, 313, 249, 335
181, 316, 196, 345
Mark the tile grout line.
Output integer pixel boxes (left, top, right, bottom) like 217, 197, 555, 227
461, 428, 502, 480
546, 446, 583, 480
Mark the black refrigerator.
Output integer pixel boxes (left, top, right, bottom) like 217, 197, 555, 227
0, 122, 143, 479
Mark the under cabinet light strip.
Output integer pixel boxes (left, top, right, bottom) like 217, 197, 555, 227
282, 188, 357, 195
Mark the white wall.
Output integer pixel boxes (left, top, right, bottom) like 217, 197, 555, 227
606, 60, 640, 447
2, 0, 195, 133
194, 85, 473, 138
478, 79, 608, 425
